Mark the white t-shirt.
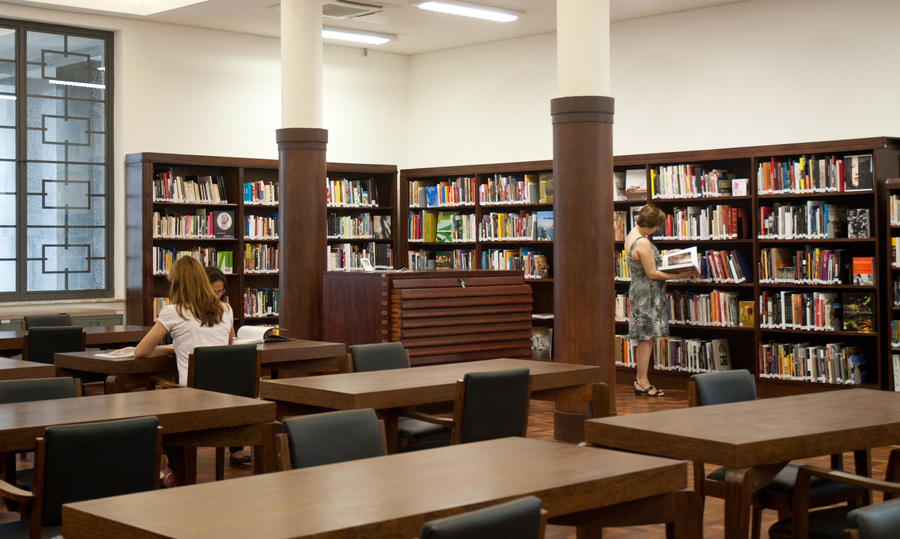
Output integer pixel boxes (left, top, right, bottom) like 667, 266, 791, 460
157, 303, 234, 385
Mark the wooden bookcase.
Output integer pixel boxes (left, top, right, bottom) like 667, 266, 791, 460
125, 153, 397, 328
398, 161, 555, 317
886, 177, 900, 391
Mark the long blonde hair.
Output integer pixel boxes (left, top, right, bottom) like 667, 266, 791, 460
169, 256, 225, 327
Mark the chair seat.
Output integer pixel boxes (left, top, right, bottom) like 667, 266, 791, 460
0, 519, 62, 539
708, 463, 866, 508
397, 417, 452, 444
768, 506, 851, 539
15, 469, 32, 492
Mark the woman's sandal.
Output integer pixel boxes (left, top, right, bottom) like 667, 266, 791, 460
634, 381, 665, 398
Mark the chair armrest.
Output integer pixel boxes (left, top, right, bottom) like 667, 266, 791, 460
798, 464, 900, 495
0, 477, 35, 504
275, 433, 291, 472
397, 408, 455, 428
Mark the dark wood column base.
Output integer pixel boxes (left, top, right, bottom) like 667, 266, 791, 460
553, 409, 588, 443
277, 127, 328, 341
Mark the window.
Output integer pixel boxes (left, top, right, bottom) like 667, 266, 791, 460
0, 19, 113, 301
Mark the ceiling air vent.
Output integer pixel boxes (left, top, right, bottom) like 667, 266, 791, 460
323, 0, 384, 19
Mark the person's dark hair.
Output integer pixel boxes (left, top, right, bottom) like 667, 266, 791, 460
636, 204, 666, 228
204, 266, 227, 286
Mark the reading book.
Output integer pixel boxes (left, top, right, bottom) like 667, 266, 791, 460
659, 246, 700, 272
232, 325, 292, 344
94, 347, 136, 359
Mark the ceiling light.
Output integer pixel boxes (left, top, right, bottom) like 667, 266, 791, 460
322, 27, 397, 45
48, 80, 105, 90
413, 1, 523, 22
0, 95, 15, 101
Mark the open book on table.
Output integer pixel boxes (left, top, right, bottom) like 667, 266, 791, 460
233, 325, 293, 344
659, 246, 700, 272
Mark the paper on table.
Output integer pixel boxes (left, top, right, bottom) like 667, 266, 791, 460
94, 347, 136, 359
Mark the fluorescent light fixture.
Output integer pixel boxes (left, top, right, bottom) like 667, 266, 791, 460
413, 1, 523, 22
48, 80, 106, 90
322, 27, 397, 45
0, 95, 15, 101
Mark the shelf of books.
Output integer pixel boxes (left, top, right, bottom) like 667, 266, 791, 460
611, 137, 900, 395
886, 178, 900, 391
126, 154, 397, 330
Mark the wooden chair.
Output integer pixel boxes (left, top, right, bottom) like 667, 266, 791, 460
403, 367, 531, 445
348, 342, 452, 451
157, 343, 260, 480
768, 448, 900, 539
689, 369, 865, 539
275, 408, 386, 471
20, 314, 71, 330
0, 377, 81, 504
0, 416, 160, 539
22, 326, 85, 365
418, 495, 547, 539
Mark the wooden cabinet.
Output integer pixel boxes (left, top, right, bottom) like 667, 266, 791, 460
323, 270, 533, 366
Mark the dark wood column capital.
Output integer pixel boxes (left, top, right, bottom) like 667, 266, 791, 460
277, 127, 328, 341
552, 94, 617, 440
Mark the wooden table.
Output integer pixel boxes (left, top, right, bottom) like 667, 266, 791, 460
584, 388, 900, 539
259, 357, 603, 451
0, 357, 57, 381
0, 387, 278, 487
55, 339, 347, 394
61, 437, 700, 539
0, 325, 153, 355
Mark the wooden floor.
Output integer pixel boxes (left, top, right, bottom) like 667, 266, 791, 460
1, 384, 893, 538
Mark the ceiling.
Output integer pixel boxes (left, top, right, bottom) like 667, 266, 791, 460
7, 0, 750, 55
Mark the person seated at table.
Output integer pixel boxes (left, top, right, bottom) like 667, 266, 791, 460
204, 265, 251, 467
135, 256, 234, 486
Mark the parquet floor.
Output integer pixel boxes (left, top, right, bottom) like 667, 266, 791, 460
1, 384, 893, 538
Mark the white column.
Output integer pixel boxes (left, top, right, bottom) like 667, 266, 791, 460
557, 0, 610, 97
281, 0, 323, 128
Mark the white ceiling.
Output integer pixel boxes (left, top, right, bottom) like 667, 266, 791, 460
6, 0, 750, 55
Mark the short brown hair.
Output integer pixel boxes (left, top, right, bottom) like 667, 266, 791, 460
636, 204, 666, 228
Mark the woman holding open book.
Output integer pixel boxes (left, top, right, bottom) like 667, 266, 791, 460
625, 205, 698, 397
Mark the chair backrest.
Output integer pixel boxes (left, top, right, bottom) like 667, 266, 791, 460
188, 343, 260, 398
456, 368, 531, 445
0, 377, 77, 404
418, 496, 544, 539
36, 416, 160, 528
22, 314, 72, 330
281, 408, 384, 469
348, 342, 409, 372
689, 369, 756, 407
849, 498, 900, 539
23, 326, 85, 364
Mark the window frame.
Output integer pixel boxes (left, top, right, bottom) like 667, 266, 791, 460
0, 17, 114, 302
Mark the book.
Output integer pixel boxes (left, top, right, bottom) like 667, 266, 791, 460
629, 206, 641, 231
93, 347, 136, 359
531, 326, 552, 359
613, 172, 627, 200
844, 154, 874, 191
710, 339, 732, 370
525, 174, 540, 204
212, 210, 234, 238
425, 185, 439, 207
233, 325, 291, 344
435, 251, 452, 269
216, 251, 233, 275
739, 301, 754, 327
731, 178, 749, 196
625, 169, 646, 193
613, 211, 626, 241
436, 212, 456, 242
535, 211, 553, 241
852, 257, 874, 285
422, 211, 437, 243
847, 208, 870, 238
893, 354, 900, 392
539, 173, 554, 203
842, 293, 875, 333
659, 246, 699, 272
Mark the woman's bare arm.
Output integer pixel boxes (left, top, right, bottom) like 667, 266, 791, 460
133, 321, 174, 358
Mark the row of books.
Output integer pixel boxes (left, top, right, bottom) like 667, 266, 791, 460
152, 210, 230, 239
408, 211, 477, 243
244, 288, 279, 318
649, 165, 736, 199
327, 213, 392, 240
244, 181, 278, 206
614, 294, 629, 322
758, 248, 864, 285
244, 243, 278, 273
478, 173, 554, 205
758, 291, 874, 332
151, 247, 223, 275
153, 170, 229, 204
890, 238, 900, 267
666, 290, 740, 327
654, 205, 750, 240
407, 249, 475, 270
759, 342, 865, 385
758, 203, 869, 239
890, 194, 900, 225
479, 211, 554, 242
326, 178, 377, 207
613, 334, 733, 374
891, 320, 900, 348
328, 242, 392, 270
614, 250, 632, 281
481, 248, 549, 279
408, 177, 477, 208
671, 249, 751, 284
152, 297, 172, 321
245, 214, 278, 240
756, 155, 873, 194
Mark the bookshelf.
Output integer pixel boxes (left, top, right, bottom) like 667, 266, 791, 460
125, 153, 397, 329
886, 178, 900, 391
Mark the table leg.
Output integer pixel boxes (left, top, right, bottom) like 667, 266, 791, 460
377, 409, 399, 454
251, 421, 280, 474
724, 467, 753, 539
854, 448, 873, 505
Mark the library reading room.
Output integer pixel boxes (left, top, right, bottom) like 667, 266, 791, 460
2, 0, 900, 538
